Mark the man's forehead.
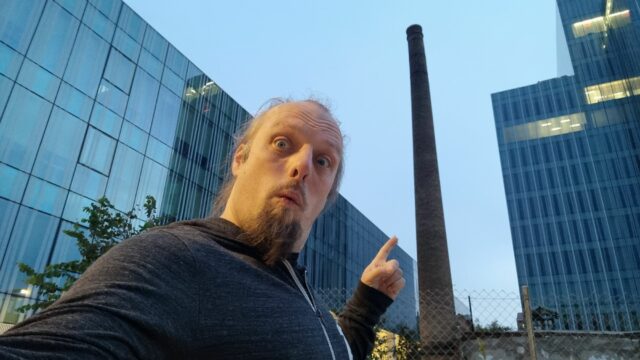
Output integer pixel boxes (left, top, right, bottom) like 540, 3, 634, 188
263, 102, 343, 151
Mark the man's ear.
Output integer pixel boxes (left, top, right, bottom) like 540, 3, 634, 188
231, 144, 248, 176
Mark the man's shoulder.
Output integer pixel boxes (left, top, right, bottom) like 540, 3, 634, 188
123, 217, 255, 261
148, 219, 213, 240
111, 218, 263, 275
116, 219, 225, 257
150, 217, 237, 241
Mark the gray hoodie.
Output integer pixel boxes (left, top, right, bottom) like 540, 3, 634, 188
0, 218, 391, 359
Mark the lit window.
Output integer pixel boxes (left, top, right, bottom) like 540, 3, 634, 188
572, 10, 631, 38
584, 76, 640, 104
503, 113, 586, 143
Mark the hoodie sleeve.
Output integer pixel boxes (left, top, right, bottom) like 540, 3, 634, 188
338, 281, 393, 360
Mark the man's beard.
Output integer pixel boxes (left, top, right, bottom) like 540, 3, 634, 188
238, 185, 304, 266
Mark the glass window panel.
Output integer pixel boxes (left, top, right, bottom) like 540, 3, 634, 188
104, 48, 135, 93
161, 67, 184, 97
142, 27, 167, 62
160, 171, 182, 220
151, 86, 180, 145
0, 163, 28, 202
90, 102, 122, 137
189, 184, 205, 218
186, 62, 203, 81
105, 144, 143, 211
0, 206, 57, 296
0, 74, 12, 111
71, 164, 107, 199
0, 85, 52, 171
112, 28, 140, 62
0, 0, 46, 54
135, 158, 168, 218
165, 45, 187, 79
16, 59, 61, 102
589, 249, 601, 272
63, 191, 93, 222
118, 4, 145, 42
88, 0, 121, 22
0, 41, 24, 80
0, 197, 19, 260
125, 68, 159, 132
23, 176, 67, 216
147, 136, 172, 167
63, 25, 109, 97
120, 120, 148, 153
27, 1, 79, 76
54, 0, 86, 19
138, 49, 163, 80
49, 221, 82, 264
96, 79, 128, 116
55, 81, 93, 122
79, 127, 116, 175
82, 3, 115, 42
32, 107, 87, 187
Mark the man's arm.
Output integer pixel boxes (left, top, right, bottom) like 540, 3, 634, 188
337, 281, 393, 359
0, 230, 199, 359
338, 237, 406, 359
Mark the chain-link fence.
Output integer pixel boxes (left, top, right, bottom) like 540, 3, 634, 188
316, 287, 640, 360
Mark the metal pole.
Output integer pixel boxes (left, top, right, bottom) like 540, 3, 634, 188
522, 286, 537, 360
468, 296, 475, 332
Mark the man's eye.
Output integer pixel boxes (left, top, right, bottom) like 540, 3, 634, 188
274, 139, 289, 149
316, 156, 331, 168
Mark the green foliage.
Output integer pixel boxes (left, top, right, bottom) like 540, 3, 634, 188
477, 338, 487, 359
368, 325, 391, 360
368, 324, 423, 360
474, 320, 512, 333
17, 196, 160, 313
394, 325, 423, 360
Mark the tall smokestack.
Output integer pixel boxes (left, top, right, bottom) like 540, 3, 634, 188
406, 24, 457, 358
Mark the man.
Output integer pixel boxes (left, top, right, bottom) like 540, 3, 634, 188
0, 100, 405, 359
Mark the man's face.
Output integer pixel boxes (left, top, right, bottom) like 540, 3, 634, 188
225, 102, 343, 251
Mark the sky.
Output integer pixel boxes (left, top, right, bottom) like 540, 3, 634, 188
126, 0, 564, 293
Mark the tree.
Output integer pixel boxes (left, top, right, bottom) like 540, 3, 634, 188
369, 325, 394, 360
368, 325, 423, 360
394, 325, 423, 360
474, 320, 511, 333
17, 196, 160, 313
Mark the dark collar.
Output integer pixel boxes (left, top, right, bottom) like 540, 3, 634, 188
168, 217, 301, 265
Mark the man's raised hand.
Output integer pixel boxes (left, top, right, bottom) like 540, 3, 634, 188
360, 236, 405, 300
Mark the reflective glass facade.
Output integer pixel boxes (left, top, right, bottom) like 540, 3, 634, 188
493, 0, 640, 331
0, 0, 250, 323
0, 0, 417, 329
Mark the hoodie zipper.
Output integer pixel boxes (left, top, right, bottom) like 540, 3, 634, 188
282, 260, 337, 360
300, 267, 354, 360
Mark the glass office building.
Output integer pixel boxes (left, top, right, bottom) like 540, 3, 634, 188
492, 0, 640, 331
0, 0, 417, 330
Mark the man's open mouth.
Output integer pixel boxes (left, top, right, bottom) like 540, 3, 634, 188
278, 191, 303, 207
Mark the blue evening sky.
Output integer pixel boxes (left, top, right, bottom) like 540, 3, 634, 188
126, 0, 566, 292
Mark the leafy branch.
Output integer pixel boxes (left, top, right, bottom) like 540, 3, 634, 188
17, 196, 160, 313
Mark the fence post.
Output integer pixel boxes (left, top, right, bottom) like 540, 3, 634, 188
467, 296, 475, 332
521, 286, 537, 360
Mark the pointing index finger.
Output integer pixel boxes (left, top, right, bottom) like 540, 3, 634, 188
374, 236, 398, 263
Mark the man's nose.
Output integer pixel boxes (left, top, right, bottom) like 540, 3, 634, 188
288, 146, 313, 181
